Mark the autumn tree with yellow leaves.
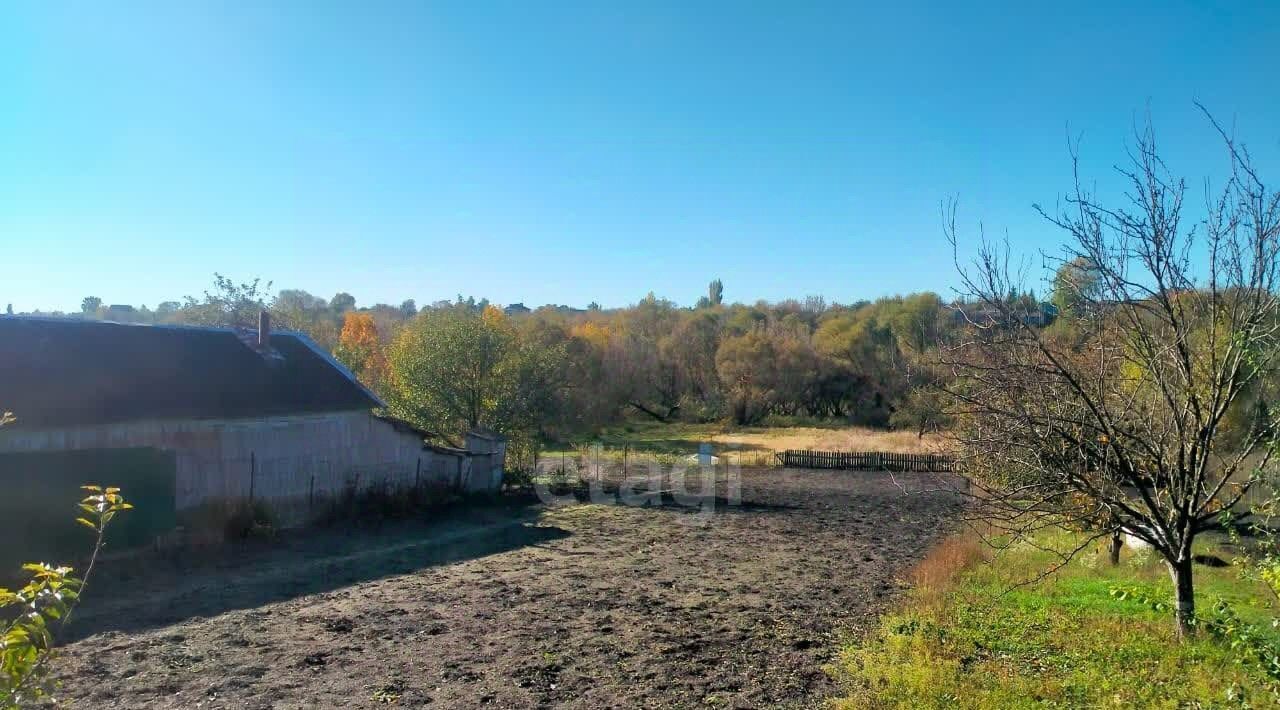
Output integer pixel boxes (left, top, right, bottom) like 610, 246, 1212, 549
334, 312, 389, 392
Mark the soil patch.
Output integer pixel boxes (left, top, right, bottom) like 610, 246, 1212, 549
54, 468, 964, 708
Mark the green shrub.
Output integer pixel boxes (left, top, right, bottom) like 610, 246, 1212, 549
503, 466, 536, 489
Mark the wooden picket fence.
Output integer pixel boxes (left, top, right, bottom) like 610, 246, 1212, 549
780, 449, 958, 473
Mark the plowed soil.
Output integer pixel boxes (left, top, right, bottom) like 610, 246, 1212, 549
53, 468, 964, 709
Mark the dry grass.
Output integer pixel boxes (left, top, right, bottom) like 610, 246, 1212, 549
904, 533, 990, 609
710, 426, 951, 454
582, 421, 954, 461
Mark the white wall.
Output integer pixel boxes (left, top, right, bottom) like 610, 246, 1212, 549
464, 432, 508, 491
0, 411, 481, 524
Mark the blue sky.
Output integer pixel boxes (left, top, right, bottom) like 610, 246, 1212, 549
2, 1, 1278, 312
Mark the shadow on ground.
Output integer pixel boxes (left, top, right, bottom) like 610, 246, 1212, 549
64, 494, 568, 641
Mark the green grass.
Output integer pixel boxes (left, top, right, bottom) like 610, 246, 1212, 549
834, 531, 1280, 709
590, 420, 730, 453
540, 422, 753, 462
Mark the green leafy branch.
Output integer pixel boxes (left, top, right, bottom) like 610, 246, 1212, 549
0, 486, 131, 709
1108, 585, 1170, 614
1202, 600, 1280, 687
1110, 583, 1280, 701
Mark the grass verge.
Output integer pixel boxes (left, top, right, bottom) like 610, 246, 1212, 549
833, 529, 1280, 708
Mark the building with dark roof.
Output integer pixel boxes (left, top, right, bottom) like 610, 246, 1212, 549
0, 315, 381, 428
0, 316, 502, 553
949, 301, 1058, 328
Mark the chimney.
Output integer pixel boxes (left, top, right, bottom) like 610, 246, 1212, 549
257, 310, 271, 348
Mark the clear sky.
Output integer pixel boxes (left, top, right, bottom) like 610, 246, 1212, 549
2, 1, 1278, 313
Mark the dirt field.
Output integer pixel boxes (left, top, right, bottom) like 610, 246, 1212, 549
54, 468, 964, 709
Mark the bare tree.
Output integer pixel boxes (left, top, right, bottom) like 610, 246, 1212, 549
943, 109, 1280, 636
179, 274, 273, 328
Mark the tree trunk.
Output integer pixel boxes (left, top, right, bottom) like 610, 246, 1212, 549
1108, 531, 1122, 566
629, 401, 671, 423
1168, 557, 1195, 637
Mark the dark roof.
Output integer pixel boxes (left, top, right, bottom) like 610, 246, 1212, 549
373, 414, 463, 453
0, 318, 382, 428
466, 426, 506, 441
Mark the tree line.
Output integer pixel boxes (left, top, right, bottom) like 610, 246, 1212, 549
29, 274, 1054, 451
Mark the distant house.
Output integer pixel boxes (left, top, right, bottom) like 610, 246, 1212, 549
545, 304, 587, 315
0, 316, 503, 556
951, 302, 1057, 328
503, 302, 532, 316
95, 304, 139, 323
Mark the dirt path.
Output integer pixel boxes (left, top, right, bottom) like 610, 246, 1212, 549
54, 468, 964, 709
